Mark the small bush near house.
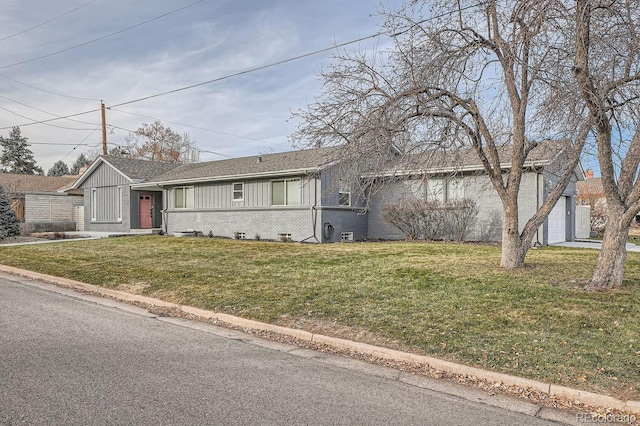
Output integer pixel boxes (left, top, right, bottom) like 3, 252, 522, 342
382, 198, 478, 242
442, 199, 480, 241
0, 185, 20, 240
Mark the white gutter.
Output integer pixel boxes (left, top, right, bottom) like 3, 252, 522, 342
363, 160, 552, 178
131, 167, 321, 189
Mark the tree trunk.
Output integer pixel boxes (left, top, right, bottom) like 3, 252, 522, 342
500, 205, 528, 268
585, 219, 630, 290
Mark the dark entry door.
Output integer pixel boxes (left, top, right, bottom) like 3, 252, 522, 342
139, 194, 153, 228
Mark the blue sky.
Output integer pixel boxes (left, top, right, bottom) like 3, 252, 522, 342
0, 0, 402, 172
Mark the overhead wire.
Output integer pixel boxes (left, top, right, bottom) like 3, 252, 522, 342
0, 0, 98, 43
0, 105, 97, 131
60, 126, 102, 162
109, 107, 291, 148
0, 94, 100, 127
0, 0, 206, 70
1, 2, 485, 136
0, 32, 382, 132
0, 72, 100, 101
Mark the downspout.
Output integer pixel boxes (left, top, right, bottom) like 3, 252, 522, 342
158, 185, 168, 235
535, 168, 542, 247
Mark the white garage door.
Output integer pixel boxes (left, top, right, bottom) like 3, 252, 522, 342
548, 196, 566, 244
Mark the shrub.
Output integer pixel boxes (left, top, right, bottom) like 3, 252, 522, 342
441, 199, 480, 241
381, 197, 479, 242
0, 185, 20, 240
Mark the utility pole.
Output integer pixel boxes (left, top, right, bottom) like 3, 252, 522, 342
101, 101, 107, 155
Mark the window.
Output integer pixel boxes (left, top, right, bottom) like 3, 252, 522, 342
278, 233, 291, 241
232, 183, 244, 201
117, 186, 122, 221
427, 179, 445, 202
447, 178, 464, 201
341, 232, 354, 242
272, 179, 301, 206
91, 188, 97, 221
427, 178, 464, 202
339, 190, 351, 206
175, 186, 194, 209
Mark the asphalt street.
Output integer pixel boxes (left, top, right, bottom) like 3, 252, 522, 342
0, 274, 571, 425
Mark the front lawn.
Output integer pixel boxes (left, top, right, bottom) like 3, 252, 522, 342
1, 236, 639, 400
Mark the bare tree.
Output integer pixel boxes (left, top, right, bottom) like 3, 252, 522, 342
573, 0, 640, 289
293, 0, 587, 268
125, 121, 200, 164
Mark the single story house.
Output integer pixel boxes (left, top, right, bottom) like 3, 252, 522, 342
73, 143, 583, 245
0, 173, 83, 232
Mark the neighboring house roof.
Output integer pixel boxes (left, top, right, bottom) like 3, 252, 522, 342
72, 156, 180, 188
139, 146, 340, 186
0, 173, 79, 194
576, 177, 604, 197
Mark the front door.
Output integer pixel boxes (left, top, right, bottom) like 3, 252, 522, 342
139, 194, 153, 228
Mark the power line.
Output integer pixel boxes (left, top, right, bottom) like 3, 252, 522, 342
28, 141, 100, 146
109, 107, 291, 147
0, 0, 205, 70
109, 33, 381, 108
0, 0, 98, 43
0, 33, 381, 130
1, 2, 486, 131
0, 94, 100, 126
0, 105, 97, 131
0, 107, 101, 130
0, 72, 100, 101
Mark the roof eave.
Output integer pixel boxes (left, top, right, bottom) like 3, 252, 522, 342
132, 167, 322, 188
365, 160, 551, 178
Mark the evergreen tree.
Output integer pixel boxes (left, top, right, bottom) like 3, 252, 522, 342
0, 185, 20, 239
0, 127, 43, 175
70, 153, 91, 174
47, 160, 70, 176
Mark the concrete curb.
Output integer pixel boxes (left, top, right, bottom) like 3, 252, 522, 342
2, 264, 638, 417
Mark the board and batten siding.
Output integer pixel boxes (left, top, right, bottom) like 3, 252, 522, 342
79, 162, 131, 231
168, 176, 318, 209
79, 162, 130, 189
91, 186, 122, 222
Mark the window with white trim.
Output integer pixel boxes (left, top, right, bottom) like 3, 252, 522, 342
341, 232, 354, 242
278, 233, 291, 241
91, 188, 97, 221
232, 182, 244, 201
117, 186, 122, 221
175, 186, 194, 209
338, 190, 351, 206
271, 179, 301, 206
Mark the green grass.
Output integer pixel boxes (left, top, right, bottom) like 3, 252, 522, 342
1, 236, 639, 399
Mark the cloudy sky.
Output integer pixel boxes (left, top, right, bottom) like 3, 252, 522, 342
0, 0, 403, 173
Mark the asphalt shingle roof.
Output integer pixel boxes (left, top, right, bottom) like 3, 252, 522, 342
101, 156, 180, 181
147, 146, 340, 183
0, 173, 78, 193
401, 140, 569, 172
